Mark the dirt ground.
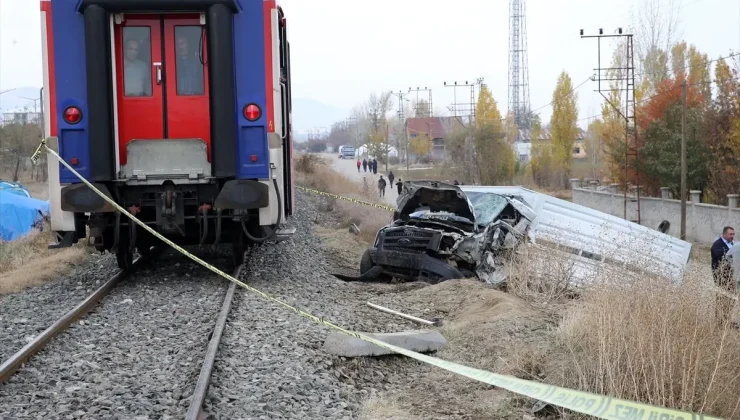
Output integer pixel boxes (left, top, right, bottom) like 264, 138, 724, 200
314, 225, 559, 419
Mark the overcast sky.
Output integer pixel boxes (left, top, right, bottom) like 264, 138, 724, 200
1, 0, 737, 127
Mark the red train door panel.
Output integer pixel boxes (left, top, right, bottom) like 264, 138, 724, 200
114, 15, 210, 166
163, 18, 211, 157
115, 16, 164, 165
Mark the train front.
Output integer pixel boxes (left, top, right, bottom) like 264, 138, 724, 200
41, 0, 295, 268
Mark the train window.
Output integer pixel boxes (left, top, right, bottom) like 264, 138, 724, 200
174, 26, 205, 96
122, 27, 152, 97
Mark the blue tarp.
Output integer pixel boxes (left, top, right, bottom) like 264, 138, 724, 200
0, 181, 31, 198
0, 190, 50, 241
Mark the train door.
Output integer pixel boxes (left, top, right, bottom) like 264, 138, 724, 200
278, 9, 294, 216
114, 14, 211, 167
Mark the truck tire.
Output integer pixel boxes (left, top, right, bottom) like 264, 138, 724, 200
359, 249, 392, 282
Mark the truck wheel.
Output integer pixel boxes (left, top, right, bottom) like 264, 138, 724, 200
360, 249, 374, 274
359, 249, 392, 282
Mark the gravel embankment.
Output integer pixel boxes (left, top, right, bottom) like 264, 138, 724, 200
0, 253, 118, 363
203, 192, 424, 419
0, 250, 230, 419
0, 191, 431, 419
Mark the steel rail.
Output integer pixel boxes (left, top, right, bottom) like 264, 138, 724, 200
0, 249, 156, 383
185, 266, 241, 420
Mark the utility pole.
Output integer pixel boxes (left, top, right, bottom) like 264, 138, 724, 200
581, 28, 638, 223
680, 79, 687, 240
404, 118, 409, 177
444, 80, 475, 126
395, 91, 408, 172
408, 87, 432, 117
385, 123, 389, 173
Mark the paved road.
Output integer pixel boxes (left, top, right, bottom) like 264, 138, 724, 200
323, 154, 399, 207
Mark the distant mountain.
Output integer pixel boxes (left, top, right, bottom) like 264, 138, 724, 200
0, 87, 43, 113
291, 98, 349, 137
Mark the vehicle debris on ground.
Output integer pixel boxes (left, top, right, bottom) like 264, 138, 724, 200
322, 329, 446, 357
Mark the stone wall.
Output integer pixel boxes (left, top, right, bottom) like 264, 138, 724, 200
570, 179, 740, 245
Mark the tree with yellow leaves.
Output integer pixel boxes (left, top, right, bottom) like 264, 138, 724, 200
705, 57, 740, 202
408, 133, 432, 161
365, 130, 386, 161
475, 84, 503, 131
549, 71, 579, 187
527, 115, 554, 187
471, 84, 514, 184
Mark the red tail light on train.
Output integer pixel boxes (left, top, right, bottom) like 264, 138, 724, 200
243, 103, 261, 121
63, 106, 82, 124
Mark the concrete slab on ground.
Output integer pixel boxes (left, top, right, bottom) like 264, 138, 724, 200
323, 329, 446, 357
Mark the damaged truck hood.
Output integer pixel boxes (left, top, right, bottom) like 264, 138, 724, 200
396, 180, 476, 223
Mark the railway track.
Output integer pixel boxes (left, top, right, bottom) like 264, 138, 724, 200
0, 251, 153, 383
185, 268, 239, 419
0, 247, 242, 419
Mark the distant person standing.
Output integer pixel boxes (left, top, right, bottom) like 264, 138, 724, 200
372, 159, 378, 174
377, 175, 387, 197
356, 159, 361, 172
388, 171, 395, 186
396, 178, 403, 195
362, 159, 368, 172
711, 226, 736, 326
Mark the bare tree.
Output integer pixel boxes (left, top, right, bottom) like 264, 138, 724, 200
630, 0, 683, 92
0, 122, 42, 182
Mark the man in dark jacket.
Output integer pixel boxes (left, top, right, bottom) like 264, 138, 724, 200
395, 178, 403, 195
711, 226, 735, 325
372, 159, 378, 174
388, 171, 395, 186
377, 175, 387, 197
362, 159, 368, 172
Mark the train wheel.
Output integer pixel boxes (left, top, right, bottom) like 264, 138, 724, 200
116, 246, 134, 271
232, 227, 245, 267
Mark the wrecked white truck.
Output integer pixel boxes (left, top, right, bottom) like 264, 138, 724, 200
344, 181, 536, 284
338, 181, 692, 286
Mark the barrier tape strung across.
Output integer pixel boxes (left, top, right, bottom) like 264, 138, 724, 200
296, 186, 395, 212
32, 141, 723, 420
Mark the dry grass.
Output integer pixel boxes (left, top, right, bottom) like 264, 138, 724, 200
558, 265, 740, 419
0, 225, 90, 295
296, 153, 392, 244
507, 241, 740, 418
355, 242, 739, 419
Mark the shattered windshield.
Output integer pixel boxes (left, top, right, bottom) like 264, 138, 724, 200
465, 192, 509, 225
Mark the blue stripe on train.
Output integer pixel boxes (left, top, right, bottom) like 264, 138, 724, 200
50, 0, 270, 182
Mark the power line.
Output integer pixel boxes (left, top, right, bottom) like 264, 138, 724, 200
530, 52, 740, 120
530, 76, 593, 115
576, 74, 740, 123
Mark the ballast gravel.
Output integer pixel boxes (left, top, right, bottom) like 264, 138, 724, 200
0, 253, 118, 363
0, 250, 229, 419
202, 192, 423, 419
0, 191, 431, 419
